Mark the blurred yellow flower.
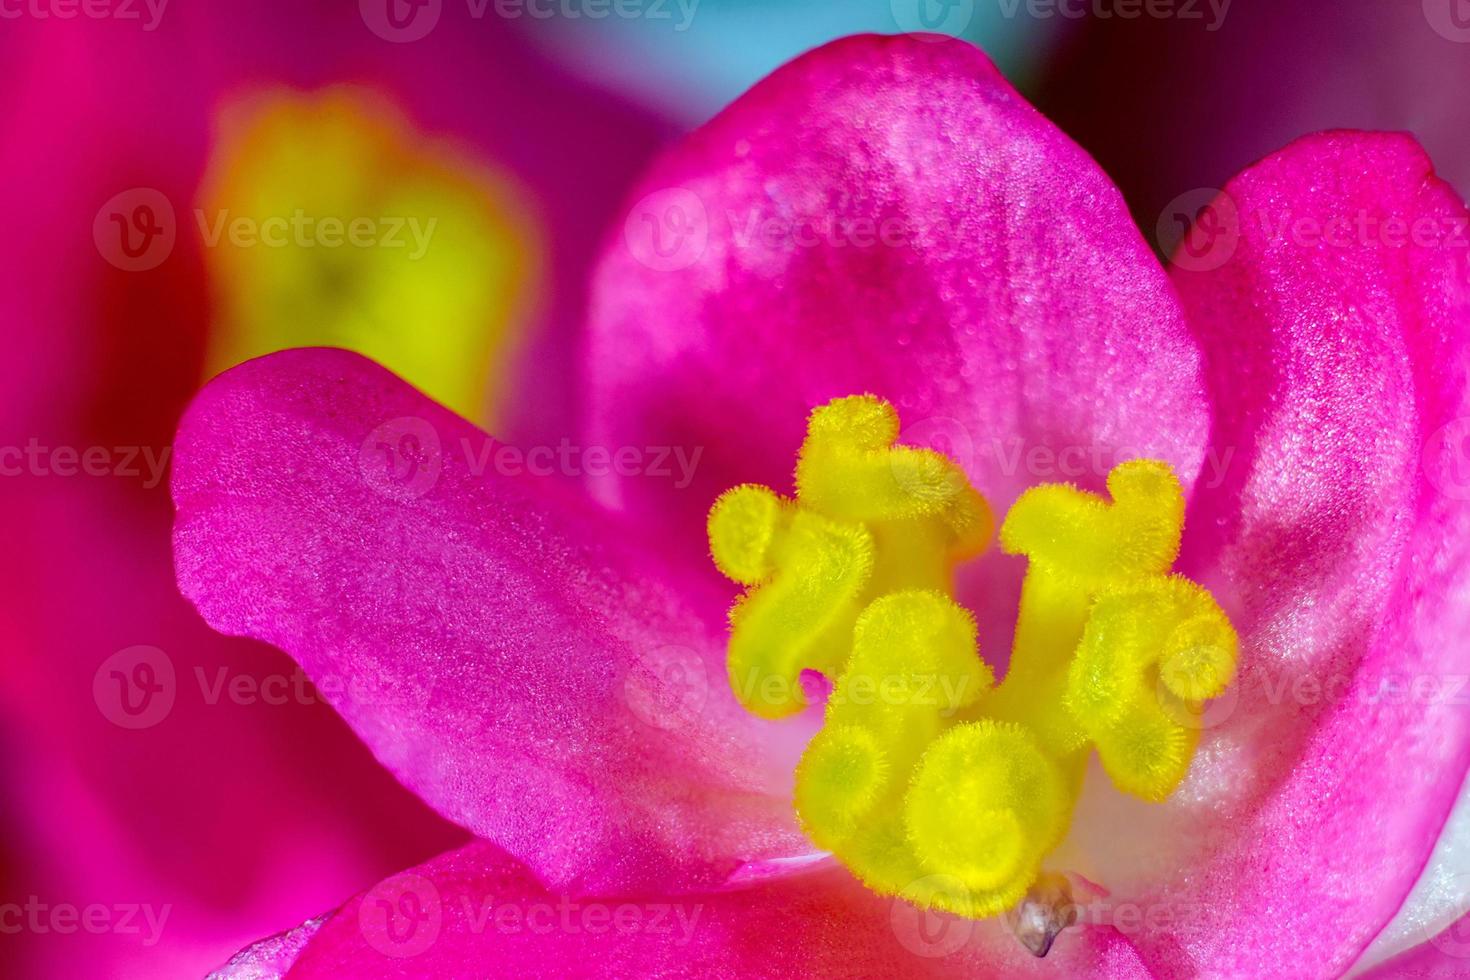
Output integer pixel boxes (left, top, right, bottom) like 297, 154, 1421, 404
198, 87, 539, 425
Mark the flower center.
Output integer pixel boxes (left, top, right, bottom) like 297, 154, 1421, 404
707, 395, 1237, 922
198, 87, 537, 424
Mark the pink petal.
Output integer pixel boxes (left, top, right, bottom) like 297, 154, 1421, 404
209, 916, 329, 980
1065, 132, 1470, 977
1358, 784, 1470, 969
583, 34, 1209, 555
1358, 907, 1470, 978
172, 348, 815, 895
0, 27, 468, 977
3, 10, 669, 975
279, 841, 1153, 978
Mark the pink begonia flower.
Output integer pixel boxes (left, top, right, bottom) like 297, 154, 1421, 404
173, 35, 1470, 978
1, 6, 666, 978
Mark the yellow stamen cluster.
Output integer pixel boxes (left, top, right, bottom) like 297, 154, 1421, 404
707, 396, 1238, 918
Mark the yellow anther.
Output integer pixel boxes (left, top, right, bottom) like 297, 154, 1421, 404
797, 591, 991, 867
803, 394, 900, 450
1159, 611, 1238, 702
706, 400, 1237, 925
844, 815, 929, 898
905, 721, 1068, 915
1000, 459, 1184, 587
1092, 701, 1198, 802
796, 395, 992, 559
1065, 577, 1236, 800
794, 724, 889, 847
841, 591, 992, 718
708, 484, 786, 585
723, 509, 873, 719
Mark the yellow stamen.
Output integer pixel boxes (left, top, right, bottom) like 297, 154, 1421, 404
1065, 577, 1237, 801
706, 397, 1238, 920
719, 503, 873, 720
906, 720, 1068, 915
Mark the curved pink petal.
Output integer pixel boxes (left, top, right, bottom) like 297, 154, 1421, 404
0, 26, 470, 978
1359, 783, 1470, 970
172, 347, 815, 895
209, 916, 329, 980
583, 34, 1209, 554
1359, 907, 1470, 979
3, 8, 670, 976
1064, 133, 1470, 977
278, 841, 1152, 979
